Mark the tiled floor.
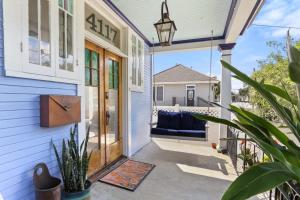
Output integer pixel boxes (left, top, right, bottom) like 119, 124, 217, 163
91, 138, 260, 200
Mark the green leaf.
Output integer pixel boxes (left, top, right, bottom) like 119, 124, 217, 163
289, 62, 300, 84
263, 83, 298, 105
222, 162, 293, 200
235, 107, 300, 153
289, 46, 300, 63
193, 114, 241, 130
52, 140, 64, 181
221, 60, 300, 141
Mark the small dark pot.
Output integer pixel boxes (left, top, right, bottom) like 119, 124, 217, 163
62, 180, 92, 200
211, 143, 217, 149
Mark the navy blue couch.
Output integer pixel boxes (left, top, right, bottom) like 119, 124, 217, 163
151, 111, 207, 138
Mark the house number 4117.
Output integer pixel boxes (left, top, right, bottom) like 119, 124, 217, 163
86, 14, 118, 43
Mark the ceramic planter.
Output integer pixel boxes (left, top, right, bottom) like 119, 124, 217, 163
62, 180, 92, 200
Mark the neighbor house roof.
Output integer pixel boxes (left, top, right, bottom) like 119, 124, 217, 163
154, 64, 219, 84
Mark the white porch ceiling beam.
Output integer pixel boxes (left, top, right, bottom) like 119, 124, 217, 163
225, 0, 264, 43
150, 38, 225, 54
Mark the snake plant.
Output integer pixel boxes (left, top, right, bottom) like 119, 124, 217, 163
194, 44, 300, 200
52, 124, 92, 193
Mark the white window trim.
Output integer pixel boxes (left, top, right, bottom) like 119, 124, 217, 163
186, 84, 196, 90
154, 85, 164, 102
128, 30, 144, 92
3, 0, 81, 84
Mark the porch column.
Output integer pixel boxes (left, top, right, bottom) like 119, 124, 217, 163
218, 43, 235, 150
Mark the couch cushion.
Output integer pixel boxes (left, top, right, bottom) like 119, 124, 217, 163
167, 112, 181, 130
157, 111, 181, 130
157, 111, 170, 129
151, 128, 178, 136
177, 130, 206, 138
152, 128, 206, 138
193, 117, 207, 131
180, 112, 194, 130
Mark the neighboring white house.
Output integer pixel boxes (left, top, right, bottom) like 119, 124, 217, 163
153, 64, 219, 106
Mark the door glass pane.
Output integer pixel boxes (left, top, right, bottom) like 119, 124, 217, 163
113, 61, 119, 89
85, 49, 91, 86
58, 0, 63, 8
66, 14, 73, 71
188, 90, 194, 99
91, 69, 98, 87
29, 0, 40, 65
138, 40, 142, 86
108, 59, 119, 144
68, 0, 73, 14
40, 0, 51, 67
91, 52, 99, 69
131, 35, 137, 85
59, 9, 66, 69
85, 86, 100, 151
85, 68, 91, 86
85, 49, 91, 68
64, 0, 68, 10
109, 61, 114, 89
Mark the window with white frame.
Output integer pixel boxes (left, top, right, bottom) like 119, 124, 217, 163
28, 0, 51, 67
153, 86, 164, 102
58, 0, 74, 72
130, 33, 144, 91
3, 0, 79, 83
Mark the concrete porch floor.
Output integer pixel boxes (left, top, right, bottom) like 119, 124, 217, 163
91, 138, 260, 200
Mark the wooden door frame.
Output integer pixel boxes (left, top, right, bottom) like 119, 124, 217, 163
104, 50, 123, 164
85, 40, 106, 176
85, 40, 124, 176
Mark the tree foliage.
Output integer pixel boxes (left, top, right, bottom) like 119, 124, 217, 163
249, 41, 299, 121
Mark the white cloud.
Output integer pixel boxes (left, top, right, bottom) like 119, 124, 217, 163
254, 0, 300, 38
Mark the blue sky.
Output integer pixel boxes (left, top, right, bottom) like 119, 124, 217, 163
153, 0, 300, 92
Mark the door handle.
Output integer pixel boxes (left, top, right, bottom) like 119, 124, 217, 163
106, 111, 110, 125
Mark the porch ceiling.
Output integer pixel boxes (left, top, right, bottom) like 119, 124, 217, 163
104, 0, 264, 52
108, 0, 233, 43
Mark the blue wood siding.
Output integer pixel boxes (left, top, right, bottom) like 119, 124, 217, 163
0, 1, 77, 199
130, 46, 152, 155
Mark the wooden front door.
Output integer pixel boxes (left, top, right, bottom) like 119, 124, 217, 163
85, 41, 123, 177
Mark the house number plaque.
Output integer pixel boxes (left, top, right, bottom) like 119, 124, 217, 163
85, 4, 121, 48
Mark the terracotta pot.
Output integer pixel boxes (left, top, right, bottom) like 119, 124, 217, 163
62, 180, 92, 200
211, 143, 217, 149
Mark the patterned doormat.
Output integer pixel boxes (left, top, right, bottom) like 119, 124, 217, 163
99, 159, 155, 191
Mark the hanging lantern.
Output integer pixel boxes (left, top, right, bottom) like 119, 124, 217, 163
154, 0, 177, 46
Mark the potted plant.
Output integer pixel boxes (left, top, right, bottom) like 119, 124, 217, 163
52, 125, 93, 200
237, 145, 258, 168
194, 43, 300, 200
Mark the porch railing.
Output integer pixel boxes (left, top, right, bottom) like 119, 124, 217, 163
152, 105, 220, 117
228, 128, 300, 199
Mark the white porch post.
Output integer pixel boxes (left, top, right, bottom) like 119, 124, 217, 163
218, 43, 235, 150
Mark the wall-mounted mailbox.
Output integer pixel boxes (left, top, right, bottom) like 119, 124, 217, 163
40, 95, 81, 128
